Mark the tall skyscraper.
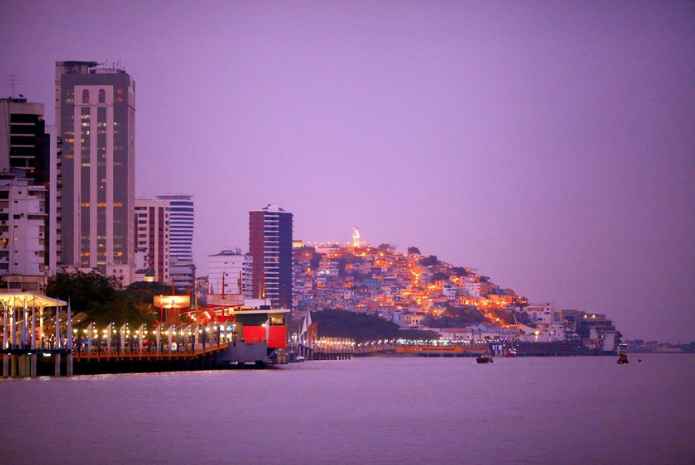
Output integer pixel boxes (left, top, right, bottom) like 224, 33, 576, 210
134, 198, 170, 284
0, 97, 52, 274
54, 61, 136, 285
156, 194, 194, 291
249, 204, 293, 308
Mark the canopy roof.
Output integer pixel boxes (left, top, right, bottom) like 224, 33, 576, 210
0, 292, 67, 308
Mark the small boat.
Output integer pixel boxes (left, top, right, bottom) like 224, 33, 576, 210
476, 354, 494, 364
617, 343, 629, 364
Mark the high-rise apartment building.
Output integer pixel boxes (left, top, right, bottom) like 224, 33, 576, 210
249, 204, 293, 308
134, 198, 170, 284
0, 97, 52, 273
0, 174, 47, 277
54, 61, 136, 285
156, 194, 194, 290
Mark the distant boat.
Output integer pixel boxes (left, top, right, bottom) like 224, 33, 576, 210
617, 343, 629, 365
476, 354, 494, 364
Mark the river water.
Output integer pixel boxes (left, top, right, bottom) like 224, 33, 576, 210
2, 354, 694, 465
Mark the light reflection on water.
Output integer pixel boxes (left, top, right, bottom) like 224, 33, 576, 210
3, 355, 695, 465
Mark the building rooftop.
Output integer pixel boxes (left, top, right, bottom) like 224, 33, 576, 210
209, 249, 243, 257
258, 203, 287, 213
156, 193, 193, 200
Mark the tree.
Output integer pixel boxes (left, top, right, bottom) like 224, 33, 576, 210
46, 272, 117, 313
46, 273, 159, 327
407, 246, 421, 255
431, 272, 450, 282
127, 281, 172, 304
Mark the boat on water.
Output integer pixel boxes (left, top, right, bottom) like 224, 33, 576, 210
617, 343, 629, 364
476, 354, 494, 364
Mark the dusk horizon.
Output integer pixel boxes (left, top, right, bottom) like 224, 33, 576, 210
3, 2, 695, 465
3, 0, 693, 342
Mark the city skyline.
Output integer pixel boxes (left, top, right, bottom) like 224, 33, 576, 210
1, 0, 694, 340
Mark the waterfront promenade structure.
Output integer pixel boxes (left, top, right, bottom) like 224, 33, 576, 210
1, 292, 68, 377
1, 291, 292, 376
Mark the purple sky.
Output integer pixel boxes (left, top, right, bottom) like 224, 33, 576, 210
2, 0, 694, 341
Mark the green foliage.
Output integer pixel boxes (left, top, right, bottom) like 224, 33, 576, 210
309, 310, 444, 342
311, 310, 400, 342
46, 272, 117, 312
398, 329, 440, 340
126, 281, 173, 304
424, 305, 486, 328
46, 273, 162, 327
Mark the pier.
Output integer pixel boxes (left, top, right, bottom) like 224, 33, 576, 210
1, 293, 69, 377
0, 291, 251, 377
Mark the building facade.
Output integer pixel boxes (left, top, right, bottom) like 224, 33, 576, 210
134, 198, 170, 284
0, 97, 50, 181
54, 61, 136, 285
0, 97, 52, 274
169, 256, 195, 292
0, 174, 47, 276
249, 204, 293, 309
208, 249, 246, 295
156, 194, 194, 291
242, 253, 253, 299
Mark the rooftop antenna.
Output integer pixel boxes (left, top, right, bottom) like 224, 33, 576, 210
8, 74, 17, 98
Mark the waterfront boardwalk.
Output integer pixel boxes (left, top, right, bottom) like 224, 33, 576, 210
1, 291, 245, 377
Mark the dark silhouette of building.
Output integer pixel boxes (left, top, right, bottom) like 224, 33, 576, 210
249, 204, 293, 308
